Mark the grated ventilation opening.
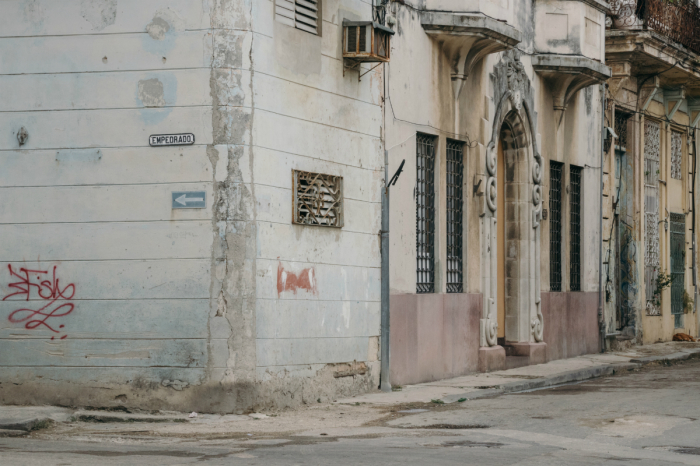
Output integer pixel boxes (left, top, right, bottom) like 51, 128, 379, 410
359, 26, 367, 52
347, 26, 357, 52
293, 170, 343, 227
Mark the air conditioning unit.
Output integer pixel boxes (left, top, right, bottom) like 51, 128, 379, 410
342, 20, 394, 63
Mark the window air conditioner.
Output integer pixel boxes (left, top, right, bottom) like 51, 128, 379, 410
342, 20, 394, 63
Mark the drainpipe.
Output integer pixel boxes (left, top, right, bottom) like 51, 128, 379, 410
694, 128, 699, 337
599, 84, 606, 352
380, 58, 391, 392
380, 148, 391, 392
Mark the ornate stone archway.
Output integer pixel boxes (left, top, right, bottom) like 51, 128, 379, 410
480, 50, 544, 357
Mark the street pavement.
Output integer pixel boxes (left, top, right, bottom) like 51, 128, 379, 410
1, 345, 700, 465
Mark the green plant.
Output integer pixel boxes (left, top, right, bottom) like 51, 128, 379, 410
431, 399, 445, 405
683, 290, 694, 314
652, 270, 674, 306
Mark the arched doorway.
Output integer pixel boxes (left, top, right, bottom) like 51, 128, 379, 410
479, 49, 545, 370
496, 112, 533, 345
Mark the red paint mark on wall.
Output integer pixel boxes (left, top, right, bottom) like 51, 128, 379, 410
277, 261, 317, 297
3, 265, 75, 340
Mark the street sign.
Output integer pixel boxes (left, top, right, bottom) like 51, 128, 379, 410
172, 191, 206, 209
150, 133, 195, 146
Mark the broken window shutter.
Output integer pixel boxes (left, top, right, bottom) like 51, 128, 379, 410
275, 0, 318, 35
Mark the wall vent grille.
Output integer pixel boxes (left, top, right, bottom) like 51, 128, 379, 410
292, 170, 343, 227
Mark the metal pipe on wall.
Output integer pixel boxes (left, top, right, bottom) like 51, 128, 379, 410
380, 148, 391, 392
380, 57, 391, 392
694, 128, 699, 337
599, 84, 607, 352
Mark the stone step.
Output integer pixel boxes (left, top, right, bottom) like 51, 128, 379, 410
505, 356, 530, 370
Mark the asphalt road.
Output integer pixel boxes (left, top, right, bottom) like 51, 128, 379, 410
2, 359, 700, 465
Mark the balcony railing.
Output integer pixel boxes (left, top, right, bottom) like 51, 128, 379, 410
609, 0, 700, 55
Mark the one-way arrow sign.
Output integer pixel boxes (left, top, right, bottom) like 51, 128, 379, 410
172, 191, 206, 209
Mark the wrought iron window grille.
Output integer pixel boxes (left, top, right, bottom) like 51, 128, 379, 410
292, 170, 344, 227
446, 139, 464, 293
670, 212, 686, 328
644, 120, 661, 316
570, 165, 582, 292
550, 161, 563, 292
416, 134, 436, 294
614, 112, 630, 151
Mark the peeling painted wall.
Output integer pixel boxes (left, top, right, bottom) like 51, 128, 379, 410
0, 0, 382, 412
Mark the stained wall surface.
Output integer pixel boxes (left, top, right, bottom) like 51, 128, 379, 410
0, 0, 382, 412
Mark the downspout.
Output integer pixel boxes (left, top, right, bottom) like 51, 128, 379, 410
380, 63, 391, 392
599, 84, 607, 352
694, 128, 699, 336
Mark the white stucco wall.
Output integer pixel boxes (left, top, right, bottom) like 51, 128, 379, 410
251, 0, 383, 382
0, 0, 382, 411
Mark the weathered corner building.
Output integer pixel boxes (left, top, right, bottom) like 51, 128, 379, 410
1, 0, 612, 411
602, 0, 700, 347
385, 0, 609, 382
0, 0, 383, 412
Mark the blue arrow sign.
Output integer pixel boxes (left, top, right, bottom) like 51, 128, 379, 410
172, 191, 206, 209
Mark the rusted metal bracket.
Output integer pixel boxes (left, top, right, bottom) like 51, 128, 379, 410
342, 60, 361, 77
358, 63, 383, 81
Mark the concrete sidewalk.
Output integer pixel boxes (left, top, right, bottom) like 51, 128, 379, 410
0, 342, 699, 437
336, 341, 700, 405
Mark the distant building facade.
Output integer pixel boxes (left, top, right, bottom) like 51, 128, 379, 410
603, 0, 700, 347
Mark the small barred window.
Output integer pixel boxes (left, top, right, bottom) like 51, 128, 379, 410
569, 165, 582, 292
549, 161, 563, 292
292, 170, 343, 227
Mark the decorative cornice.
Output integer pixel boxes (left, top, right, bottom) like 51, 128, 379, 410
532, 54, 611, 112
422, 13, 522, 98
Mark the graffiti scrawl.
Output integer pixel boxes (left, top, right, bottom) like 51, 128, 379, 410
3, 265, 75, 340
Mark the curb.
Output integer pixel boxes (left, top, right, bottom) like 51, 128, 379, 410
0, 410, 189, 432
629, 348, 700, 365
441, 348, 700, 404
0, 429, 30, 438
0, 417, 55, 433
441, 363, 639, 404
72, 410, 189, 424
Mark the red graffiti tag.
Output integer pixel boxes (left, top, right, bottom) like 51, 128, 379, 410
3, 265, 75, 338
277, 261, 317, 297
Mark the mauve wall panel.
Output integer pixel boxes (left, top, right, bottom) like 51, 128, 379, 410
542, 291, 599, 361
390, 293, 481, 385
